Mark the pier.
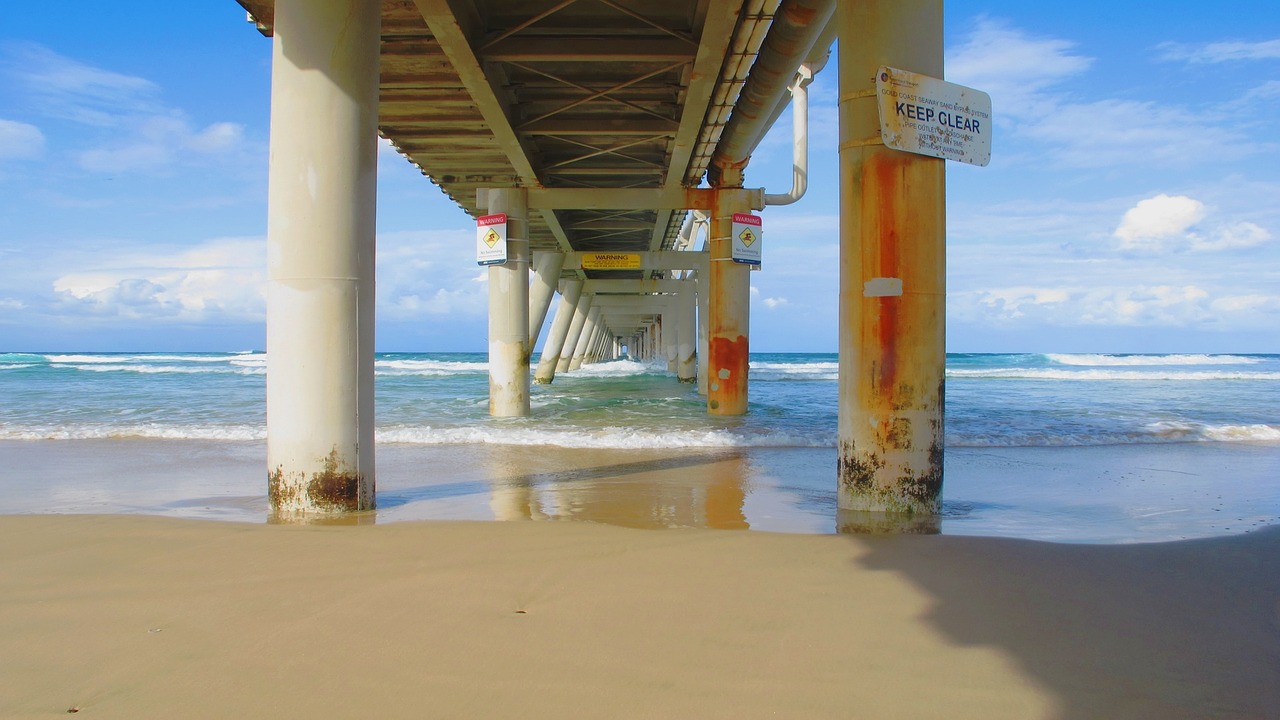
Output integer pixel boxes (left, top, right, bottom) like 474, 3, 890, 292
239, 0, 949, 525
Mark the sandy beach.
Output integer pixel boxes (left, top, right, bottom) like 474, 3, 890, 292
2, 514, 1278, 718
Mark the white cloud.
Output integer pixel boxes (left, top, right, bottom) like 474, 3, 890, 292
1114, 194, 1206, 245
376, 229, 489, 320
2, 42, 162, 127
762, 297, 788, 309
3, 43, 250, 174
1112, 194, 1274, 254
52, 237, 266, 321
78, 116, 247, 173
0, 119, 44, 160
947, 21, 1266, 169
1158, 38, 1280, 64
959, 284, 1217, 327
1192, 221, 1272, 252
947, 18, 1092, 117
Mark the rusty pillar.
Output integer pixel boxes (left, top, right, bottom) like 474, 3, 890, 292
487, 187, 530, 417
696, 274, 709, 395
836, 0, 945, 530
707, 189, 752, 415
265, 0, 379, 517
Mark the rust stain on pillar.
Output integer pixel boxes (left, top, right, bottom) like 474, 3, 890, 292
707, 189, 751, 415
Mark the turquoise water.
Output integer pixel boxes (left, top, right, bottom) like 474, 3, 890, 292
2, 351, 1277, 448
1, 351, 1277, 541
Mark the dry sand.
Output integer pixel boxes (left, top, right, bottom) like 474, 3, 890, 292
2, 515, 1278, 719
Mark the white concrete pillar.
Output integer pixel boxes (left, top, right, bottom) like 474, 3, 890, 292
677, 280, 697, 382
487, 188, 530, 417
266, 0, 379, 516
558, 293, 593, 373
663, 312, 678, 373
570, 305, 602, 371
528, 252, 565, 353
535, 279, 582, 384
837, 0, 946, 530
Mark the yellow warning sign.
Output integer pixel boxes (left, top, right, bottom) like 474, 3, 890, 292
483, 228, 500, 248
738, 228, 756, 246
581, 253, 641, 270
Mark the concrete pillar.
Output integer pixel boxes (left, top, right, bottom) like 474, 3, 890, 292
487, 188, 531, 417
558, 293, 593, 373
696, 275, 709, 395
534, 279, 582, 384
265, 0, 379, 517
663, 312, 678, 373
707, 190, 751, 414
528, 252, 565, 353
836, 0, 946, 529
677, 280, 697, 382
570, 305, 601, 370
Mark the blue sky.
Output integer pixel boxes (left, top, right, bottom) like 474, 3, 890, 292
1, 1, 1277, 353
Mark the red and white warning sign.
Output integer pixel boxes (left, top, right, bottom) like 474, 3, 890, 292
476, 213, 507, 266
731, 213, 762, 266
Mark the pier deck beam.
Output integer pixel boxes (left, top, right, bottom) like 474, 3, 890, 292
265, 0, 379, 517
836, 0, 946, 530
487, 187, 531, 416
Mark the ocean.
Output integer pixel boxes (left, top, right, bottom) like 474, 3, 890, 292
1, 351, 1277, 542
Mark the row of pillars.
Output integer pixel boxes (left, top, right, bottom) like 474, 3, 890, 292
262, 0, 945, 530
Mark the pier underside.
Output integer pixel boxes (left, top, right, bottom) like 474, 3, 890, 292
238, 0, 948, 526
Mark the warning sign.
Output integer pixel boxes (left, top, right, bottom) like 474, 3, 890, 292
581, 253, 641, 270
476, 213, 507, 265
731, 213, 761, 266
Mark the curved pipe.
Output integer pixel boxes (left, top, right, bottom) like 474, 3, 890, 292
708, 0, 835, 187
763, 65, 811, 206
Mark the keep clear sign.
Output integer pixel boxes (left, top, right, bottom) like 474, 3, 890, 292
876, 66, 992, 167
476, 213, 507, 265
731, 213, 762, 266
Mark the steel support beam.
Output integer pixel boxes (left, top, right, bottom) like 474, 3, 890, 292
265, 0, 379, 517
836, 0, 946, 530
527, 187, 762, 212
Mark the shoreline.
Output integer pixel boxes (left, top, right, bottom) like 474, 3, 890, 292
2, 438, 1277, 542
2, 514, 1278, 718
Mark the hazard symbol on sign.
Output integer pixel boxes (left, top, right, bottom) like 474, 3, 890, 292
731, 213, 762, 266
476, 213, 507, 265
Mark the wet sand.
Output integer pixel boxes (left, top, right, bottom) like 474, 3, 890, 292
1, 514, 1278, 719
2, 438, 1276, 541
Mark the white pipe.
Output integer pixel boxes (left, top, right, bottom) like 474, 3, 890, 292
764, 64, 812, 206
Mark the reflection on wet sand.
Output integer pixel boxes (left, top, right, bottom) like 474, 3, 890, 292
486, 451, 749, 530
